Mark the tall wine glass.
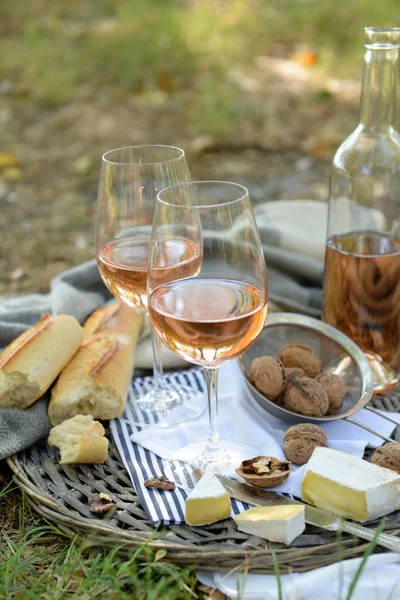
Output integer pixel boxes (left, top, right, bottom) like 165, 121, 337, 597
148, 181, 268, 477
95, 146, 205, 427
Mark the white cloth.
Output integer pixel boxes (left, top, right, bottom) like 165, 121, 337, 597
198, 553, 400, 600
131, 360, 400, 497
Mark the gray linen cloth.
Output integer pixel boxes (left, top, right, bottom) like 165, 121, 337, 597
0, 200, 328, 460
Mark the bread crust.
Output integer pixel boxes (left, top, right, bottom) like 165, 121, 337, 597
48, 304, 143, 425
0, 314, 53, 368
0, 314, 84, 409
83, 302, 140, 341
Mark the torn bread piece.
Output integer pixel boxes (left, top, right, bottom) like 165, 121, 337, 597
48, 414, 108, 464
0, 314, 83, 409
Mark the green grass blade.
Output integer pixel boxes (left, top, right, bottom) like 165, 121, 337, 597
271, 550, 283, 600
345, 519, 386, 600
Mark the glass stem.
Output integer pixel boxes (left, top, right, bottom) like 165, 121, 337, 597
202, 366, 225, 460
151, 325, 164, 390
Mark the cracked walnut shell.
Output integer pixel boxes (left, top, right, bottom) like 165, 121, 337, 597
279, 344, 322, 378
249, 356, 286, 400
371, 443, 400, 474
283, 423, 327, 465
236, 456, 291, 488
316, 373, 347, 414
283, 377, 329, 416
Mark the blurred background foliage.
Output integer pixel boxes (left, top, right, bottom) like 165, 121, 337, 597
1, 0, 398, 114
1, 0, 399, 294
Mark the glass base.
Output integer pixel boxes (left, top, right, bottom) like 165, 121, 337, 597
122, 383, 206, 428
365, 351, 400, 395
164, 440, 261, 489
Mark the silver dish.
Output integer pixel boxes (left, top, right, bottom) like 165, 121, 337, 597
238, 312, 375, 424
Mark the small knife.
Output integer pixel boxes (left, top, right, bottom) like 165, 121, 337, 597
217, 475, 400, 553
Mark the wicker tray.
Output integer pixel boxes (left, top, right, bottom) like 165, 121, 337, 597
7, 392, 400, 574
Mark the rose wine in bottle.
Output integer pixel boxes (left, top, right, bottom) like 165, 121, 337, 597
322, 27, 400, 393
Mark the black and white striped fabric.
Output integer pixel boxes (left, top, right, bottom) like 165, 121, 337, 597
111, 368, 250, 526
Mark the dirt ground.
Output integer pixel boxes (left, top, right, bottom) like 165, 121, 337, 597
1, 56, 360, 297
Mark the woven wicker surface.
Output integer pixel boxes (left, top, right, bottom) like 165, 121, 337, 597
7, 390, 400, 574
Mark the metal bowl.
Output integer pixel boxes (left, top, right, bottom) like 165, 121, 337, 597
238, 313, 374, 424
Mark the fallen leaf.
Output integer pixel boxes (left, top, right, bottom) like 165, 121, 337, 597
1, 167, 22, 182
10, 268, 24, 281
0, 152, 21, 168
291, 50, 318, 67
154, 549, 167, 562
72, 156, 92, 175
158, 73, 173, 91
197, 584, 228, 599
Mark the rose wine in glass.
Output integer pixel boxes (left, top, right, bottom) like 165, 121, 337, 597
98, 236, 202, 311
95, 146, 206, 427
148, 181, 268, 480
150, 278, 267, 364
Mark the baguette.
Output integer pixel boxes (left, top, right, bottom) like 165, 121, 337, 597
48, 303, 143, 425
0, 314, 83, 409
48, 414, 108, 464
83, 302, 137, 340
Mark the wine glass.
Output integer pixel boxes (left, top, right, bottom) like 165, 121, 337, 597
148, 181, 268, 477
95, 145, 205, 427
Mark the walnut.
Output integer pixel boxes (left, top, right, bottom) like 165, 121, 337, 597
279, 344, 323, 378
282, 377, 329, 416
88, 492, 117, 514
249, 356, 286, 400
371, 443, 400, 474
316, 373, 347, 414
283, 423, 327, 465
285, 367, 305, 381
236, 456, 291, 488
144, 476, 176, 490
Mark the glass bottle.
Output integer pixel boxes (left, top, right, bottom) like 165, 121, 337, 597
322, 27, 400, 394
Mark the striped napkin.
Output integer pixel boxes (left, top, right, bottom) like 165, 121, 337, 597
110, 368, 250, 526
111, 361, 400, 527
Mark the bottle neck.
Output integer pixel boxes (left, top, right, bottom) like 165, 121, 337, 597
359, 47, 398, 131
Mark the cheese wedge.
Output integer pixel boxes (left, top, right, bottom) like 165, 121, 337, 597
301, 447, 400, 522
234, 505, 305, 545
185, 471, 231, 526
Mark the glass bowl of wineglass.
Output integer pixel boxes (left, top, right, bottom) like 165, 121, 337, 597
95, 145, 206, 427
148, 181, 269, 479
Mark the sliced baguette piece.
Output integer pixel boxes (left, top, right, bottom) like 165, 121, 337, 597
48, 414, 108, 464
48, 307, 142, 425
0, 314, 84, 409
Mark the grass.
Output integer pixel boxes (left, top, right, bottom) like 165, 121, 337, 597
0, 479, 199, 600
0, 0, 399, 130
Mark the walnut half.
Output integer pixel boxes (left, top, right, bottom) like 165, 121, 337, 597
88, 492, 117, 514
236, 456, 291, 488
144, 476, 176, 490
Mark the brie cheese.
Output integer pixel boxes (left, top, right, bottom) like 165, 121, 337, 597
301, 447, 400, 522
185, 471, 231, 526
234, 505, 305, 545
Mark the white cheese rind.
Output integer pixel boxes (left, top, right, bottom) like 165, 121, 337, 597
301, 447, 400, 521
185, 471, 232, 526
234, 505, 305, 545
187, 470, 228, 500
